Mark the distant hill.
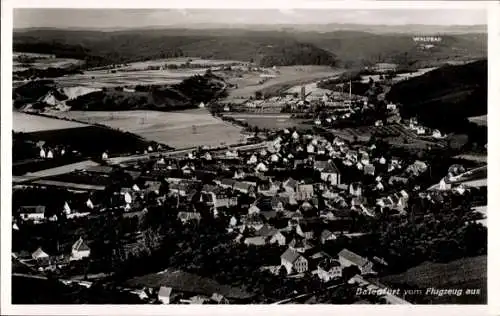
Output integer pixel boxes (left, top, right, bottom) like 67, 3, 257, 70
15, 23, 487, 34
13, 28, 485, 69
13, 73, 226, 111
14, 29, 337, 67
387, 59, 487, 134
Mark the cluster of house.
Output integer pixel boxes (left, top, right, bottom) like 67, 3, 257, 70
16, 127, 436, 244
15, 236, 91, 271
279, 247, 375, 281
36, 141, 70, 160
405, 117, 445, 139
17, 125, 473, 285
132, 286, 230, 305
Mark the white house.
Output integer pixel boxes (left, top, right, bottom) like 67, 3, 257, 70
158, 286, 173, 304
63, 202, 72, 215
248, 204, 260, 215
124, 192, 133, 204
387, 103, 397, 111
32, 247, 49, 261
71, 237, 91, 261
317, 259, 342, 282
269, 231, 287, 246
86, 198, 94, 210
280, 248, 308, 275
255, 162, 268, 173
247, 154, 258, 165
317, 161, 341, 186
432, 129, 443, 138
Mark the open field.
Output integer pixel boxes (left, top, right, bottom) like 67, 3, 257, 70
329, 124, 417, 142
119, 57, 246, 71
13, 111, 89, 133
125, 269, 252, 300
13, 52, 83, 72
223, 113, 311, 130
377, 255, 486, 304
51, 109, 244, 149
224, 66, 342, 100
55, 68, 207, 88
468, 115, 487, 127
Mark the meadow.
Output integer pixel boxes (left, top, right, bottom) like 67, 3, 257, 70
468, 115, 487, 127
223, 113, 311, 130
224, 66, 342, 100
55, 68, 207, 88
119, 58, 246, 70
13, 111, 88, 133
51, 109, 245, 149
13, 52, 83, 72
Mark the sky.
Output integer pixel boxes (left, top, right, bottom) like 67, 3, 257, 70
13, 9, 487, 29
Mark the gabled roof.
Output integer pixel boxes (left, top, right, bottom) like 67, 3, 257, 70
260, 210, 277, 221
72, 237, 90, 252
338, 248, 370, 267
221, 179, 236, 187
234, 182, 254, 191
244, 236, 267, 246
283, 178, 298, 189
280, 248, 302, 264
32, 247, 49, 259
211, 292, 227, 303
323, 162, 340, 173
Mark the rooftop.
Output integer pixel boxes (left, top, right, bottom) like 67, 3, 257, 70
338, 248, 370, 267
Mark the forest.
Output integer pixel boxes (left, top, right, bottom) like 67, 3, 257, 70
14, 28, 486, 69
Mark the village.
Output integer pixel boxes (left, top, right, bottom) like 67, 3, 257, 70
12, 86, 487, 304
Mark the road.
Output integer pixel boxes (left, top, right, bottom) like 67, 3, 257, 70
107, 141, 271, 165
